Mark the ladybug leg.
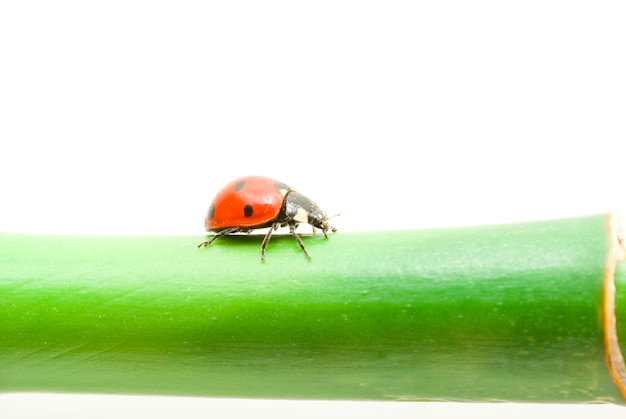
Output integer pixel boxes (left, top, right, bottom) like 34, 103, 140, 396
289, 222, 311, 260
197, 227, 240, 249
260, 223, 280, 261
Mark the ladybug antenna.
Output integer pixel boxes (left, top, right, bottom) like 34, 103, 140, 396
326, 213, 340, 233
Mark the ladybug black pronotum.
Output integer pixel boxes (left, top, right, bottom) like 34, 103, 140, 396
198, 176, 336, 260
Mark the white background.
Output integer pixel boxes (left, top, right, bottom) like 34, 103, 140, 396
1, 0, 625, 417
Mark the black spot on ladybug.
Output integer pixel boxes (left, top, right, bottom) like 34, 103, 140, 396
234, 180, 245, 192
274, 181, 290, 190
207, 203, 215, 220
244, 204, 253, 217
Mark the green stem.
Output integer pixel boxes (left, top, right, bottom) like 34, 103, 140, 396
1, 214, 625, 403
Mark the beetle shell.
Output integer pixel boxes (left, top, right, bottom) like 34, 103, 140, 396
206, 176, 292, 231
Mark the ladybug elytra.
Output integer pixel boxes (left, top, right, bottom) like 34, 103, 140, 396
198, 176, 336, 260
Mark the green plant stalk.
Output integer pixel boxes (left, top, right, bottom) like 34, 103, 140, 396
0, 214, 625, 403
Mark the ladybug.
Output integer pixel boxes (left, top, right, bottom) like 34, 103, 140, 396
198, 176, 337, 260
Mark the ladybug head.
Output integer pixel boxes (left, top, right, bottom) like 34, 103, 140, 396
308, 209, 337, 234
284, 191, 338, 234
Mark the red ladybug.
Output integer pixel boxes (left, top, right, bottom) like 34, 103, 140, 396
198, 176, 336, 260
